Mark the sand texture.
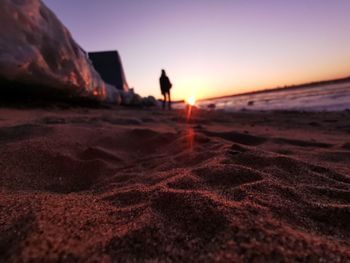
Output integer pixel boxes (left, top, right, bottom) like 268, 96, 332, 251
0, 107, 350, 262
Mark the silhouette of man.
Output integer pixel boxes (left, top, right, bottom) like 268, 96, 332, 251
159, 69, 172, 109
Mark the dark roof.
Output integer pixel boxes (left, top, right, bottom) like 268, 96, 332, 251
88, 51, 129, 91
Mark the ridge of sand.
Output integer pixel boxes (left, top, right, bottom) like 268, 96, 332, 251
0, 108, 350, 262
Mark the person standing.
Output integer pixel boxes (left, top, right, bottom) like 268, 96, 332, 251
159, 69, 172, 109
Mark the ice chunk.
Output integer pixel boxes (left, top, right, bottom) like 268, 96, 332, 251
0, 0, 118, 103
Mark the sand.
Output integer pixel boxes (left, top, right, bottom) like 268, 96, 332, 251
0, 107, 350, 262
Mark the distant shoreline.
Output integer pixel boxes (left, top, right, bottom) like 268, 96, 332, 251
172, 75, 350, 103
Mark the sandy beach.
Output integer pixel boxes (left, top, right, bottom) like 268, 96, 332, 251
0, 107, 350, 262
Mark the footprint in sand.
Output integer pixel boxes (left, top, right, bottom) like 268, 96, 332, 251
0, 124, 52, 143
193, 164, 263, 188
203, 130, 267, 146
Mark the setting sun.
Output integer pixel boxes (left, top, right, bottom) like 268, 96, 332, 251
186, 96, 196, 106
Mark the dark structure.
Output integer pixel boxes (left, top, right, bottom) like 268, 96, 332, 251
88, 51, 129, 92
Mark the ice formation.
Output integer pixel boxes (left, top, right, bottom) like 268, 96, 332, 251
0, 0, 118, 102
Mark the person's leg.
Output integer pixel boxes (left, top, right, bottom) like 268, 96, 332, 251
167, 91, 171, 110
162, 93, 166, 109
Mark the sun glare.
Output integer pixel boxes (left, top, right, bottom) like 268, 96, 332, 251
187, 96, 196, 106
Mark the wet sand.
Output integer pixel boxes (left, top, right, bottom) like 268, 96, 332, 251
0, 107, 350, 262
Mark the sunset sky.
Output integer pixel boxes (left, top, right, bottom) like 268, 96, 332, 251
43, 0, 350, 100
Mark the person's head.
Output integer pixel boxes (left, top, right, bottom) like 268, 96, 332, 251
161, 69, 166, 76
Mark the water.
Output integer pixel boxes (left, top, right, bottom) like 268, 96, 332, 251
177, 81, 350, 112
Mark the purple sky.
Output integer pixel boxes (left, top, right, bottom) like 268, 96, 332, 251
43, 0, 350, 100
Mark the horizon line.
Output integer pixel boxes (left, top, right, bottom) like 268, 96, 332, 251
168, 74, 350, 103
